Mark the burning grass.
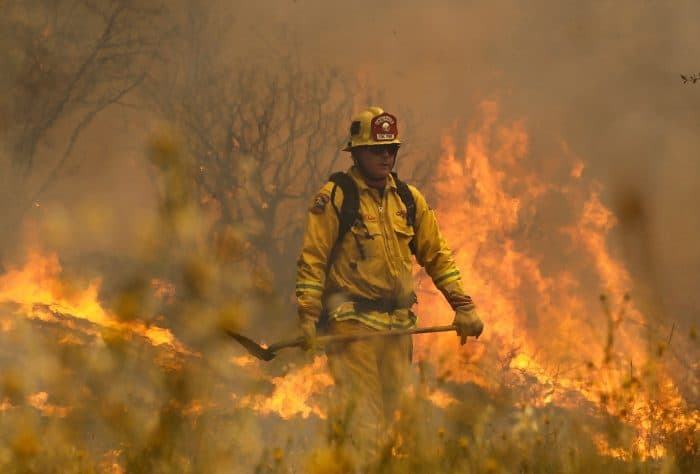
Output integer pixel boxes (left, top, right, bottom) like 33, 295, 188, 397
0, 113, 697, 472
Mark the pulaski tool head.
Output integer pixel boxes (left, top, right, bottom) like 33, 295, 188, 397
225, 330, 277, 361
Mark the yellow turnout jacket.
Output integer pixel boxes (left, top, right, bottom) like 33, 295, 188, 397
296, 166, 466, 330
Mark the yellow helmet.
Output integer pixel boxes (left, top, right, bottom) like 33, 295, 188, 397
342, 106, 401, 151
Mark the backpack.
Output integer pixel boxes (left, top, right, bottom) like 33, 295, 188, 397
327, 171, 417, 268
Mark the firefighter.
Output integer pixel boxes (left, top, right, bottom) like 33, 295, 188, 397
295, 106, 483, 466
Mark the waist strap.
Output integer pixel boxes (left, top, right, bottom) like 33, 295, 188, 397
350, 294, 417, 313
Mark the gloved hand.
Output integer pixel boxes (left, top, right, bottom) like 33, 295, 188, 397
299, 316, 317, 351
452, 305, 484, 345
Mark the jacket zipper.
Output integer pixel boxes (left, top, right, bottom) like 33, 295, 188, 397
377, 191, 399, 297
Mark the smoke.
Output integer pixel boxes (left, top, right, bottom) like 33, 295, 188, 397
213, 0, 699, 302
3, 1, 699, 312
2, 0, 696, 378
1, 1, 698, 468
166, 0, 700, 325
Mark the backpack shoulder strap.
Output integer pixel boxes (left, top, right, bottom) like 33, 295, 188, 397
325, 172, 363, 273
391, 172, 417, 254
315, 173, 359, 331
329, 171, 360, 241
392, 172, 416, 227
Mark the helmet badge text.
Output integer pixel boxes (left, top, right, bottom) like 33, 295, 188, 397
371, 113, 397, 141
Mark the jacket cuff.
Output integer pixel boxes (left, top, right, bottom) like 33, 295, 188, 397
297, 293, 322, 322
438, 281, 475, 310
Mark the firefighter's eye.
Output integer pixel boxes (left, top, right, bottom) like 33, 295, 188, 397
368, 144, 400, 155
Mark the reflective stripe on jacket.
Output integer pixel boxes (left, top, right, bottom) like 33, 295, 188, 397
296, 166, 465, 330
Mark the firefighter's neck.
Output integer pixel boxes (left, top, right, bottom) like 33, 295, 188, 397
363, 174, 388, 191
354, 163, 389, 191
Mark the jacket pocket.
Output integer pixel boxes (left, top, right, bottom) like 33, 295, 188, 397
392, 219, 415, 262
349, 222, 381, 259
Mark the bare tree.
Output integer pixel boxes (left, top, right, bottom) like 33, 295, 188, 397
0, 0, 169, 260
147, 5, 356, 291
161, 61, 354, 289
680, 73, 700, 84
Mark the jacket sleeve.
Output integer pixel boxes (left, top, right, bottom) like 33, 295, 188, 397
410, 186, 472, 307
295, 182, 341, 322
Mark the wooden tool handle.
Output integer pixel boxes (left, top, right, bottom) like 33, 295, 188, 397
267, 324, 457, 353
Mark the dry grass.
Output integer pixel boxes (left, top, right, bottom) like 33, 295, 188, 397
0, 129, 697, 474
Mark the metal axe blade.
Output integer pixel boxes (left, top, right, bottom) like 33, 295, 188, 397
225, 330, 277, 361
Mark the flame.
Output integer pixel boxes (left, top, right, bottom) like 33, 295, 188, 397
411, 99, 699, 459
0, 398, 14, 412
3, 102, 695, 464
231, 355, 258, 368
227, 101, 698, 455
0, 251, 188, 353
182, 399, 207, 418
0, 316, 14, 332
122, 100, 700, 462
426, 388, 458, 409
27, 391, 71, 417
571, 160, 585, 179
236, 355, 333, 419
1, 392, 72, 417
99, 450, 125, 474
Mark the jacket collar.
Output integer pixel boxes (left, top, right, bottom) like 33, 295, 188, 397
347, 165, 398, 193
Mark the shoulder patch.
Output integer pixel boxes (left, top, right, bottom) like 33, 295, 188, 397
310, 193, 330, 214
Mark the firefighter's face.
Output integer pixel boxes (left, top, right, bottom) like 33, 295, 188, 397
353, 144, 398, 181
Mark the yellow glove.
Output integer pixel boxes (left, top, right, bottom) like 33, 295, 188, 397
452, 305, 484, 345
299, 315, 317, 351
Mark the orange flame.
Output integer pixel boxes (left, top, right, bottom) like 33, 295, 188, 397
0, 251, 188, 353
27, 391, 71, 417
127, 100, 697, 461
411, 99, 698, 459
0, 398, 14, 413
0, 392, 72, 417
236, 355, 333, 419
426, 388, 458, 409
3, 102, 696, 462
227, 101, 698, 457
